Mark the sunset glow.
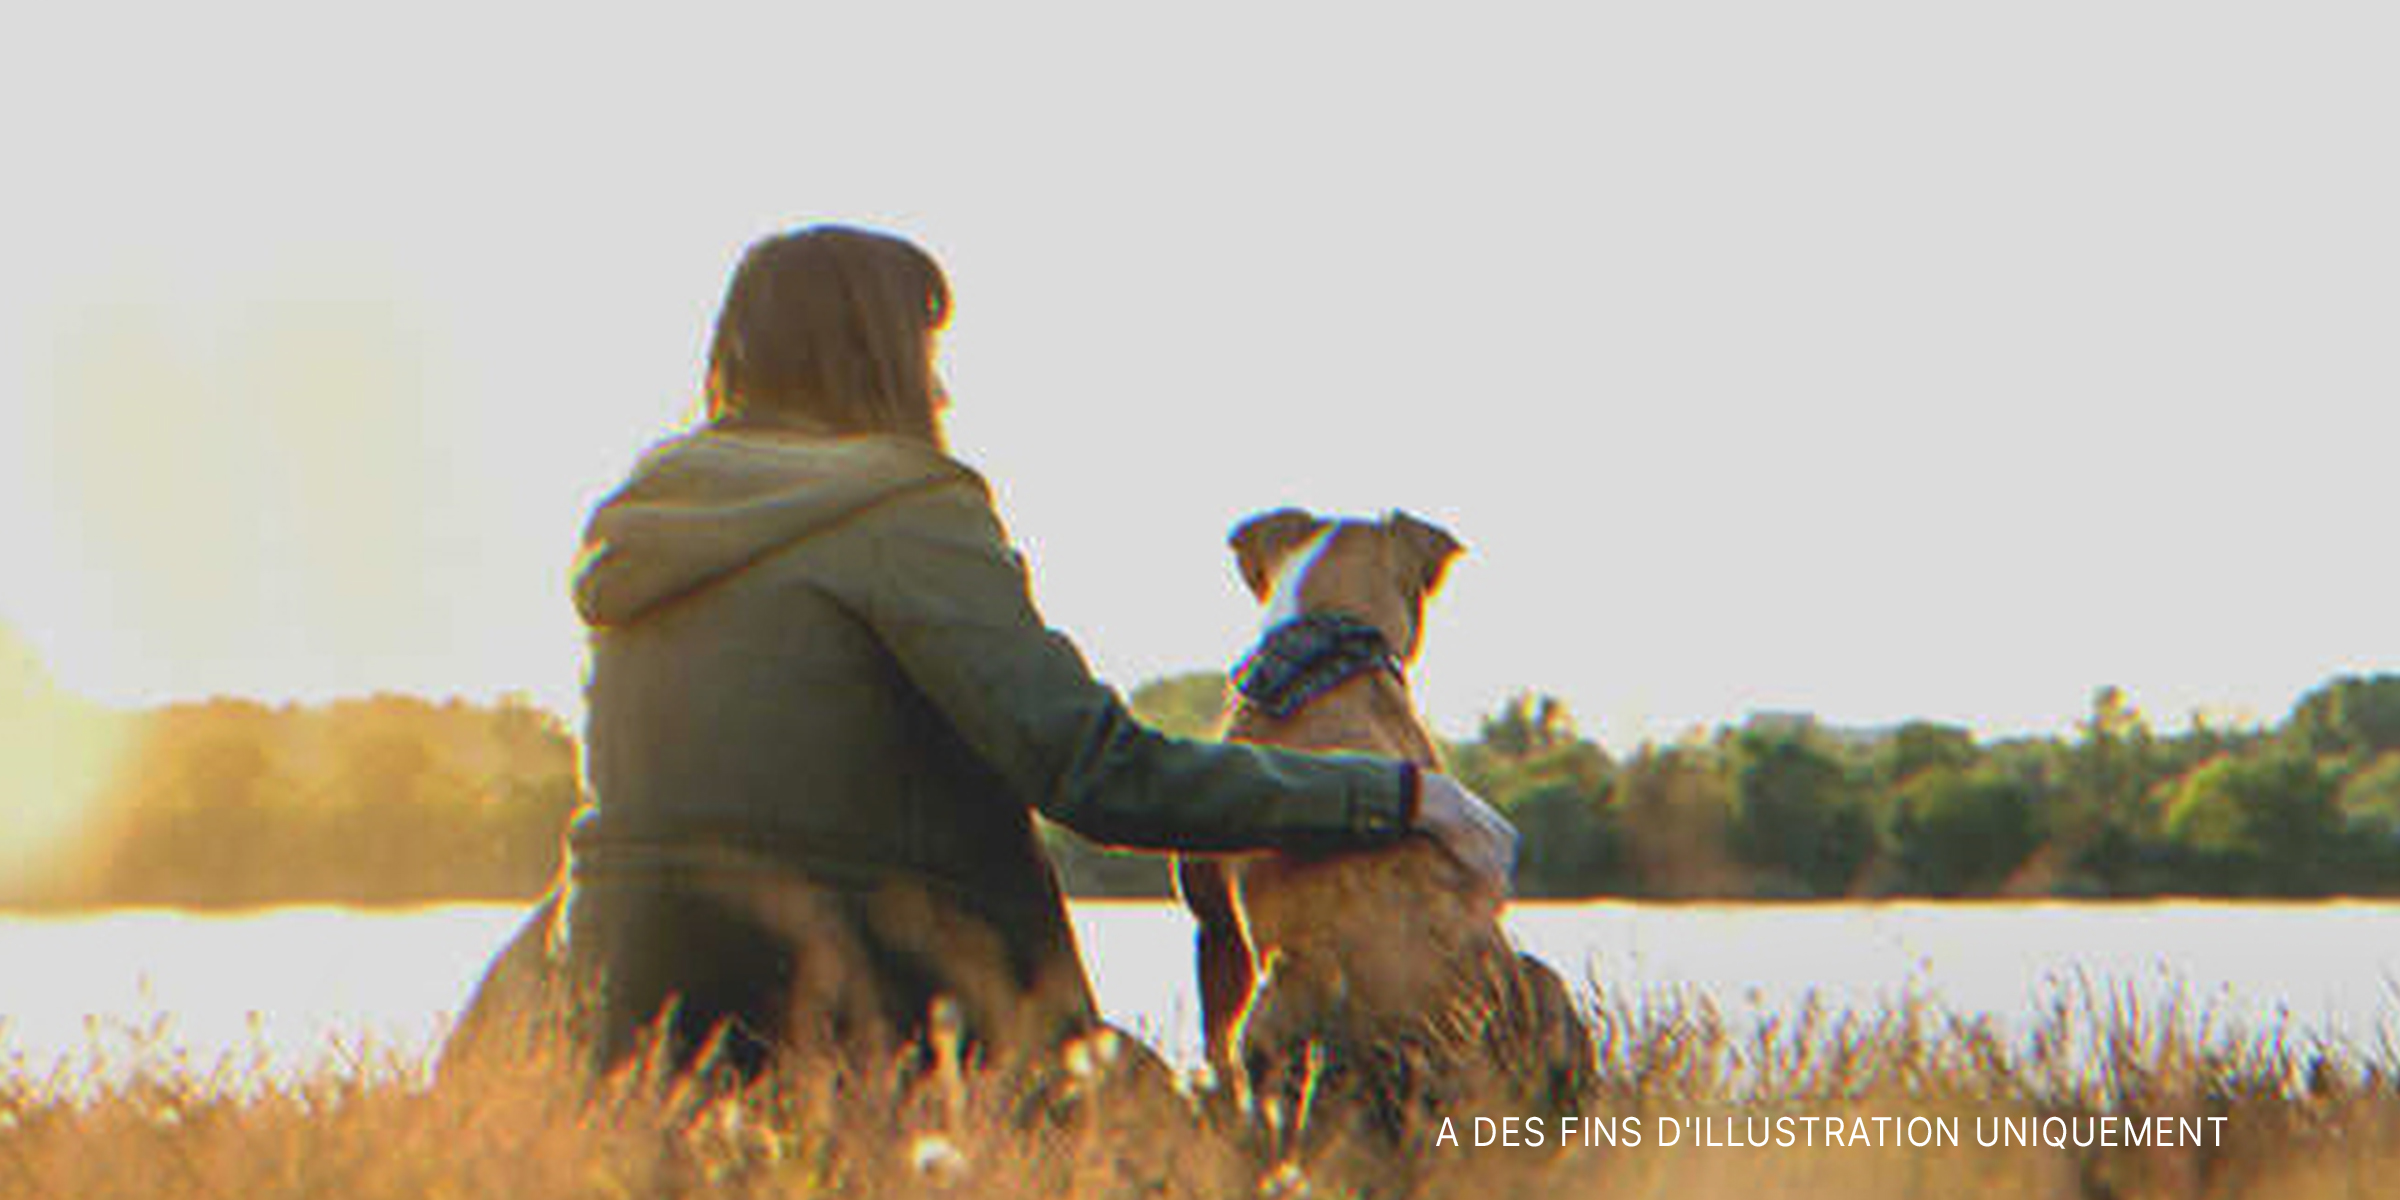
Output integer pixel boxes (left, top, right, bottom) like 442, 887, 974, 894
2, 2, 2394, 754
3, 13, 2400, 1196
0, 637, 132, 895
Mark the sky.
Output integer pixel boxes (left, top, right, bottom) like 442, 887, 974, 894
1, 1, 2394, 751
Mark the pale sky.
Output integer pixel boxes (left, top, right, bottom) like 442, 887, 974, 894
2, 2, 2394, 750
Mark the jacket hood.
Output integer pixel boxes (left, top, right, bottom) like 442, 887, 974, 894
572, 428, 977, 627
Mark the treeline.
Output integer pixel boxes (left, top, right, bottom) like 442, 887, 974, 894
1048, 672, 2400, 901
6, 693, 578, 908
10, 655, 2400, 907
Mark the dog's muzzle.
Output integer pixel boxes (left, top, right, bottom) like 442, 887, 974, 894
1232, 612, 1405, 720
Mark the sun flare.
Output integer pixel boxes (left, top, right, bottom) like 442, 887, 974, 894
0, 636, 134, 897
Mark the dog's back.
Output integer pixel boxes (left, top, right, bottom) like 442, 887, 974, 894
1178, 509, 1592, 1138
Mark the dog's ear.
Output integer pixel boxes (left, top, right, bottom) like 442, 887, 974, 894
1386, 511, 1464, 600
1229, 508, 1329, 599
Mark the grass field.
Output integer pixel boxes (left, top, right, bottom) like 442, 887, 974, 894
4, 981, 2396, 1199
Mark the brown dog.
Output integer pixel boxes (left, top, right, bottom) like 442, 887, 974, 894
1175, 508, 1592, 1137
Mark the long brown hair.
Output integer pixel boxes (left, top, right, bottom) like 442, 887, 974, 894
704, 226, 952, 444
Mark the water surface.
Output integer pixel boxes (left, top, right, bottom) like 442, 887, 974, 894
6, 901, 2395, 1086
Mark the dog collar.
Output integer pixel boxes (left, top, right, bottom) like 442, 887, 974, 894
1232, 611, 1405, 721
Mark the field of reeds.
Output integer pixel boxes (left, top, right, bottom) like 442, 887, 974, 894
5, 981, 2399, 1199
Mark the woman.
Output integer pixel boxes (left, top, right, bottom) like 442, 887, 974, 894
561, 225, 1515, 1078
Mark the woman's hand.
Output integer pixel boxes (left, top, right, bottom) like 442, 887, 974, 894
1413, 772, 1519, 893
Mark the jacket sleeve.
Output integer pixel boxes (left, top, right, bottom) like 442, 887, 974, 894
848, 479, 1415, 854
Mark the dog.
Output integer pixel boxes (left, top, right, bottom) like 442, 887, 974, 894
1175, 508, 1592, 1137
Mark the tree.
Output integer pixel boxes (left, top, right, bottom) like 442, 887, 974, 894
2289, 675, 2400, 760
1888, 767, 2043, 895
1450, 694, 1610, 808
2338, 753, 2400, 839
2335, 753, 2400, 890
1480, 693, 1578, 759
1608, 744, 1741, 897
1508, 782, 1625, 898
1128, 672, 1232, 739
2162, 751, 2342, 894
1875, 721, 1980, 787
1728, 729, 1874, 896
2071, 685, 2155, 817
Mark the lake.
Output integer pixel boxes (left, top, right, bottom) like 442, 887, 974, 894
6, 901, 2398, 1088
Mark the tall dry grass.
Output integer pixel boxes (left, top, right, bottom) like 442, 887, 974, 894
5, 979, 2400, 1199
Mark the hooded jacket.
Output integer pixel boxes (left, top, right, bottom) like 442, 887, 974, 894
564, 423, 1414, 1046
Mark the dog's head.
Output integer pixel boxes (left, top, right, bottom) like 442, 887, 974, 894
1228, 507, 1463, 663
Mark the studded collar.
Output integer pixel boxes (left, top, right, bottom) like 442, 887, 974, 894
1231, 611, 1406, 721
